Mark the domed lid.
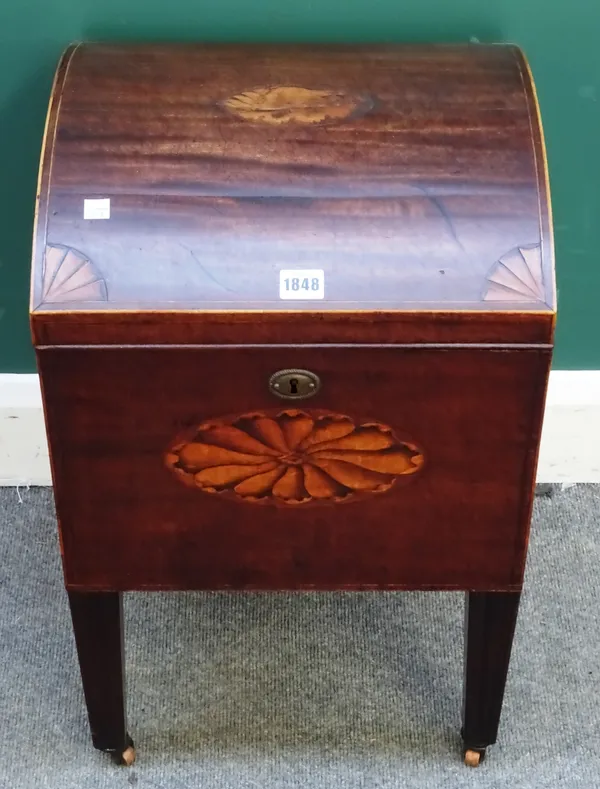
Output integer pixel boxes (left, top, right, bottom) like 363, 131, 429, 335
31, 43, 555, 345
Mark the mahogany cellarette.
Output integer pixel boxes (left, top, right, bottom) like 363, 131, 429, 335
30, 43, 555, 767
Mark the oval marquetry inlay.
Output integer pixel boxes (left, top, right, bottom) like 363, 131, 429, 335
221, 86, 374, 125
166, 409, 424, 506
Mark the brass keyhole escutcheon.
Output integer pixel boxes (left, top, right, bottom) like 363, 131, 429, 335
269, 369, 321, 400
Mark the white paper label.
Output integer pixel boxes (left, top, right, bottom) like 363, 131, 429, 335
279, 269, 325, 300
83, 198, 111, 220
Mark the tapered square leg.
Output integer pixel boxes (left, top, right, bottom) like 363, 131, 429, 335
67, 590, 135, 764
461, 591, 521, 766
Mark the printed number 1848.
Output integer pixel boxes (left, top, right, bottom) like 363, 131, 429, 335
279, 269, 325, 300
284, 277, 320, 292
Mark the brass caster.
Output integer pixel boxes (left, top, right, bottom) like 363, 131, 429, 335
120, 745, 136, 766
464, 748, 484, 767
110, 736, 135, 766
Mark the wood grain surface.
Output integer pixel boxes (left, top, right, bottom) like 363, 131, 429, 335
31, 43, 554, 347
37, 345, 550, 592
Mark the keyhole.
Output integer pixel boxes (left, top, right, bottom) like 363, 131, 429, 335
269, 369, 320, 399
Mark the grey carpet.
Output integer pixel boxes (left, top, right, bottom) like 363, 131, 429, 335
0, 486, 598, 788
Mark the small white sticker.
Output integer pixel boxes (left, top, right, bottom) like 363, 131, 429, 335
279, 269, 325, 300
83, 198, 111, 220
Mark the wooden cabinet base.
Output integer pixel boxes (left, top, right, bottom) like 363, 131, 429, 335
67, 591, 134, 764
67, 589, 522, 765
461, 591, 521, 765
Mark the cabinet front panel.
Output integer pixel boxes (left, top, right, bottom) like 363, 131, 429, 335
38, 346, 549, 591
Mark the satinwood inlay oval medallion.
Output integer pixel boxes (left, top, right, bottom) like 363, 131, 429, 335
166, 409, 424, 506
221, 86, 375, 125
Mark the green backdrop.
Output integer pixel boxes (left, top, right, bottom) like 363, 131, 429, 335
0, 0, 597, 371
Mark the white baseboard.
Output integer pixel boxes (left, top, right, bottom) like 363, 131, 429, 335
1, 371, 599, 486
0, 375, 50, 487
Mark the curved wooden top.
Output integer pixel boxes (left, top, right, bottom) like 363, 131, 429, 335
30, 43, 555, 345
